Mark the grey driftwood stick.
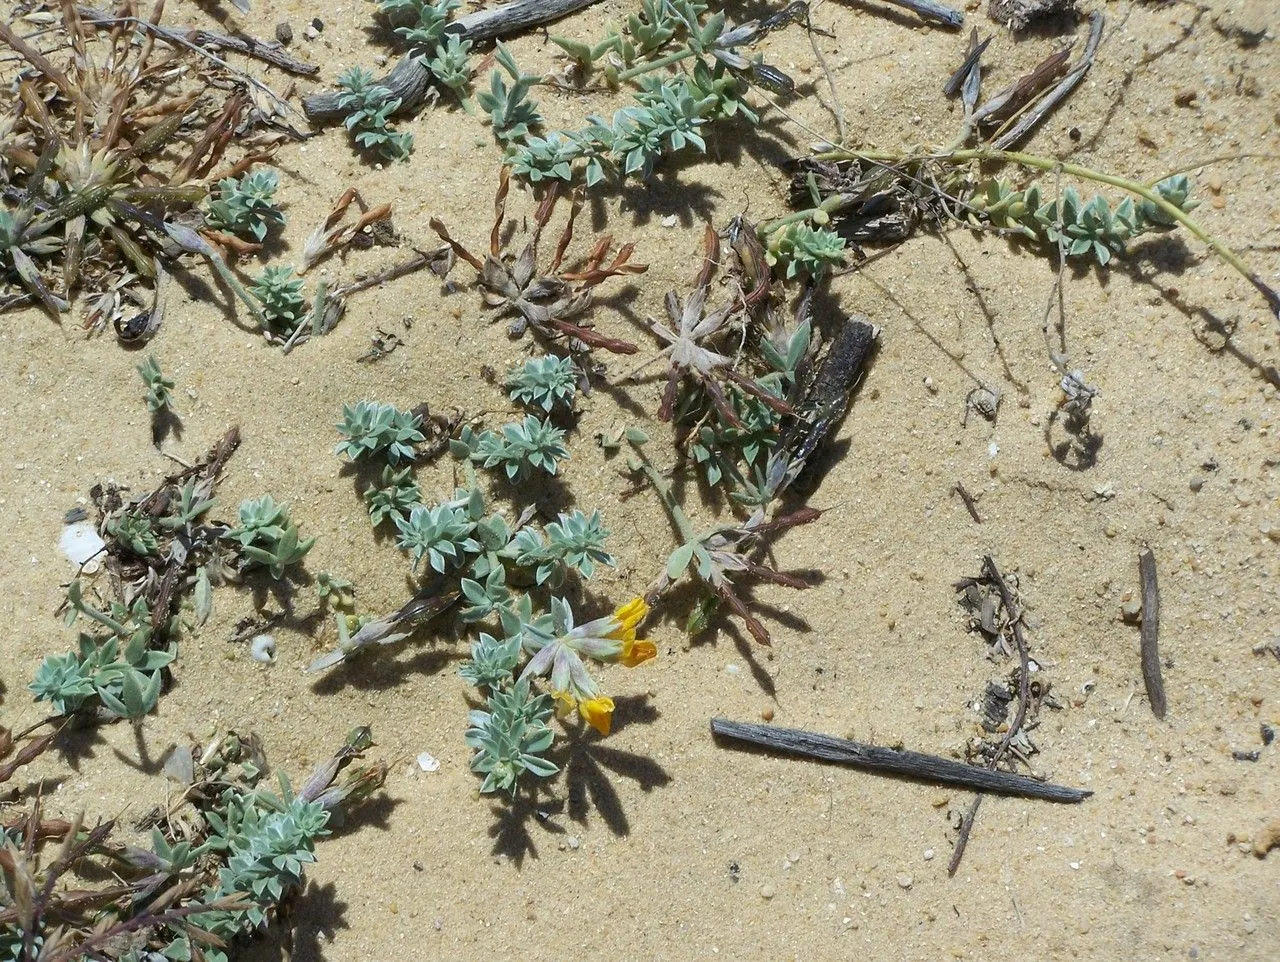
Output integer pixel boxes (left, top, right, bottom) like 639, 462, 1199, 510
1139, 548, 1167, 719
711, 719, 1092, 803
835, 0, 965, 30
302, 0, 605, 124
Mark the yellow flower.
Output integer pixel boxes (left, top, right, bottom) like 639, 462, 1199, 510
606, 597, 655, 667
577, 695, 616, 736
620, 636, 657, 668
552, 690, 577, 719
606, 597, 648, 642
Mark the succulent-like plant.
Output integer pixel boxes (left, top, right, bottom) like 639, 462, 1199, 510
137, 354, 175, 413
335, 401, 425, 464
250, 266, 307, 335
204, 169, 284, 242
364, 464, 422, 525
394, 500, 480, 572
970, 175, 1200, 266
464, 677, 558, 795
506, 354, 579, 412
108, 512, 160, 556
452, 416, 569, 482
458, 631, 522, 688
765, 222, 846, 279
337, 67, 414, 161
508, 509, 614, 587
477, 44, 543, 144
223, 496, 315, 579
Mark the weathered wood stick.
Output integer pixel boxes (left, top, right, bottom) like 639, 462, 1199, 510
835, 0, 965, 29
302, 0, 605, 123
75, 6, 320, 76
711, 718, 1092, 803
1139, 548, 1167, 719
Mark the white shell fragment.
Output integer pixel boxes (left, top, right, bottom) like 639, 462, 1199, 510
250, 634, 277, 663
60, 522, 105, 571
416, 752, 440, 773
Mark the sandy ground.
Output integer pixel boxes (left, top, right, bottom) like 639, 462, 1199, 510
2, 0, 1278, 959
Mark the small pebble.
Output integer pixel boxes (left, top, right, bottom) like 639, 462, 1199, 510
1207, 172, 1224, 193
310, 17, 324, 31
416, 752, 440, 772
1120, 598, 1143, 622
661, 214, 678, 228
1189, 477, 1205, 492
923, 376, 937, 394
761, 706, 775, 722
304, 24, 319, 40
896, 874, 913, 890
567, 836, 580, 850
274, 22, 293, 44
923, 849, 935, 861
760, 884, 776, 899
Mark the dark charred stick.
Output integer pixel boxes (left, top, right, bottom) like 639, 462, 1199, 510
711, 720, 1090, 802
833, 0, 964, 29
302, 0, 606, 123
952, 481, 982, 523
1139, 548, 1166, 720
74, 6, 320, 75
770, 316, 879, 496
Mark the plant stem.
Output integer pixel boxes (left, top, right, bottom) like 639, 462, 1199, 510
628, 442, 699, 547
813, 146, 1280, 320
617, 47, 696, 82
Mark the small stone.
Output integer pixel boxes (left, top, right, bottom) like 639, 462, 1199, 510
1189, 477, 1205, 492
760, 884, 776, 899
923, 376, 937, 394
761, 706, 775, 722
1121, 598, 1143, 622
303, 25, 319, 40
1253, 819, 1280, 858
896, 874, 913, 889
567, 836, 581, 850
661, 214, 678, 228
310, 17, 324, 31
923, 849, 935, 861
275, 23, 293, 45
1207, 173, 1224, 193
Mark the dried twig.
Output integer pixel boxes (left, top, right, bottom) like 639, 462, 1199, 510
948, 554, 1035, 876
710, 719, 1089, 802
75, 6, 319, 75
952, 482, 982, 523
1139, 548, 1166, 719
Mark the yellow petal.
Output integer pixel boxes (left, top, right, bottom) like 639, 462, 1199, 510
552, 691, 577, 718
620, 638, 657, 668
578, 695, 615, 736
607, 597, 649, 640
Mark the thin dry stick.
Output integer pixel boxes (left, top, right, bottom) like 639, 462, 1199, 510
1139, 548, 1166, 719
805, 13, 846, 145
948, 554, 1033, 876
952, 482, 982, 523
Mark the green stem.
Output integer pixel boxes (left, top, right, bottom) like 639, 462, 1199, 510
74, 598, 127, 637
617, 47, 696, 82
814, 146, 1279, 316
628, 443, 699, 547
